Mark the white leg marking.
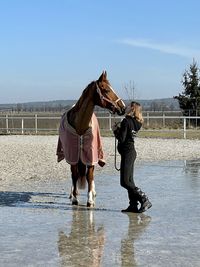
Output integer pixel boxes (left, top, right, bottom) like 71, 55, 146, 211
88, 191, 94, 204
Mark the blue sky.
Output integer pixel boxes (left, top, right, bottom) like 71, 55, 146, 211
1, 0, 200, 103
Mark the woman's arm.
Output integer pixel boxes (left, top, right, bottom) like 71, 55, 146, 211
117, 119, 128, 143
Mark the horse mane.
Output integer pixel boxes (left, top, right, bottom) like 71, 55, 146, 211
73, 81, 95, 111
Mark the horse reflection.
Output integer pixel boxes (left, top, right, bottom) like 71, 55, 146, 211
121, 214, 151, 266
58, 209, 105, 267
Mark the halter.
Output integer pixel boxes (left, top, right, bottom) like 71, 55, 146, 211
96, 82, 123, 113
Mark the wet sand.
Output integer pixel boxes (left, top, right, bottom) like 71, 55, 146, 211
0, 136, 200, 266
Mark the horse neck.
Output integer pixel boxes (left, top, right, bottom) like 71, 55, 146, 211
70, 91, 95, 135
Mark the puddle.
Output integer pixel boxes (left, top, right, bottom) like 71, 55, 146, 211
0, 159, 200, 266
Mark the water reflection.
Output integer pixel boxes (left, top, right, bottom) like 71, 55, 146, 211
2, 159, 200, 267
121, 214, 151, 267
58, 208, 105, 267
184, 159, 200, 177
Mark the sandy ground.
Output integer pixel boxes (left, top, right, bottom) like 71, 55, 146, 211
1, 135, 200, 191
1, 135, 200, 267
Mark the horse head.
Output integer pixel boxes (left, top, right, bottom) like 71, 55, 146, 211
95, 71, 126, 115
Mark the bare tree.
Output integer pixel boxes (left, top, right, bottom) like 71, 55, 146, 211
124, 80, 135, 100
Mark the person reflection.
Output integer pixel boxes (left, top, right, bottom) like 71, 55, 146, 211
58, 209, 105, 267
121, 214, 151, 266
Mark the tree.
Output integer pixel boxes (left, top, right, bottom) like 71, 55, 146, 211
16, 103, 22, 113
174, 60, 200, 118
150, 101, 159, 111
124, 80, 135, 100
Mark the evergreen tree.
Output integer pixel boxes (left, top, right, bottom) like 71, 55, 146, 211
174, 60, 200, 118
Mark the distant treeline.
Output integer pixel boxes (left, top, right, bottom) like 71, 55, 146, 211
0, 98, 180, 113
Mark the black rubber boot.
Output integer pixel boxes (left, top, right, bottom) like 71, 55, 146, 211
121, 198, 139, 213
139, 197, 152, 213
135, 188, 152, 213
121, 205, 139, 213
121, 191, 139, 213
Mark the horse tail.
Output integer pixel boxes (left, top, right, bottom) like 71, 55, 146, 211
77, 160, 86, 189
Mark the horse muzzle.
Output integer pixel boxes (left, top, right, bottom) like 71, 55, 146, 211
117, 108, 126, 116
113, 105, 126, 116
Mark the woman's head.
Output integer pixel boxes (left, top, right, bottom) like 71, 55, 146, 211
126, 101, 144, 123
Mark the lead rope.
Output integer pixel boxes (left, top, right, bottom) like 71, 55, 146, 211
114, 137, 120, 171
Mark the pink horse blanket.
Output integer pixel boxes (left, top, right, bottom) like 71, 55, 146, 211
56, 112, 105, 165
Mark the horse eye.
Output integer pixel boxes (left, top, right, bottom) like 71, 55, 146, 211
104, 88, 110, 94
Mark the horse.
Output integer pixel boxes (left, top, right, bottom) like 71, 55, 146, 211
57, 71, 126, 207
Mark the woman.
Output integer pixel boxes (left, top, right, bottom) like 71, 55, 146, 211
113, 101, 152, 213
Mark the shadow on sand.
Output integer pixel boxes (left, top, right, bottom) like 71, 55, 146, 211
0, 191, 66, 207
0, 191, 120, 213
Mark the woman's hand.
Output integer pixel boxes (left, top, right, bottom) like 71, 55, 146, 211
112, 122, 121, 132
112, 122, 121, 139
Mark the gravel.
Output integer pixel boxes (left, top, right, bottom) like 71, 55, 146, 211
1, 135, 200, 191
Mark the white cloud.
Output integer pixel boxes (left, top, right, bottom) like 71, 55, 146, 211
118, 38, 200, 59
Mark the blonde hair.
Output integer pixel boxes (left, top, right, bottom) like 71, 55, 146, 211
127, 101, 144, 123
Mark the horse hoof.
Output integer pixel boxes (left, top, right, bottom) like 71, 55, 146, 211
87, 202, 94, 208
72, 200, 79, 205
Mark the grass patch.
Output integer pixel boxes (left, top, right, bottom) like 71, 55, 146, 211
101, 129, 200, 140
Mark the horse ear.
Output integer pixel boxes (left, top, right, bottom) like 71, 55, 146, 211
98, 72, 104, 82
98, 71, 107, 82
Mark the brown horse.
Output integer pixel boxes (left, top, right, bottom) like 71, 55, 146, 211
57, 71, 125, 207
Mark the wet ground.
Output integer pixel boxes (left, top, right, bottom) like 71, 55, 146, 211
0, 159, 200, 267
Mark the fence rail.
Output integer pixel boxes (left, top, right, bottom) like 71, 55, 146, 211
0, 114, 200, 139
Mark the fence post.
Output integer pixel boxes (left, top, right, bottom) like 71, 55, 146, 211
163, 113, 165, 127
6, 114, 9, 134
109, 113, 112, 130
183, 117, 186, 139
189, 110, 190, 128
35, 114, 38, 134
147, 112, 149, 127
196, 109, 198, 128
21, 118, 24, 135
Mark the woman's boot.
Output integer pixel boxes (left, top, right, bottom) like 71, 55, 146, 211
121, 190, 139, 213
135, 188, 152, 213
121, 201, 139, 213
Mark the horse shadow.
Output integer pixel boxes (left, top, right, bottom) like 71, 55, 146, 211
57, 208, 105, 267
0, 191, 120, 213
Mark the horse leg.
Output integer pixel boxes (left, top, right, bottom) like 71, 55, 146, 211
70, 164, 79, 205
86, 165, 96, 207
